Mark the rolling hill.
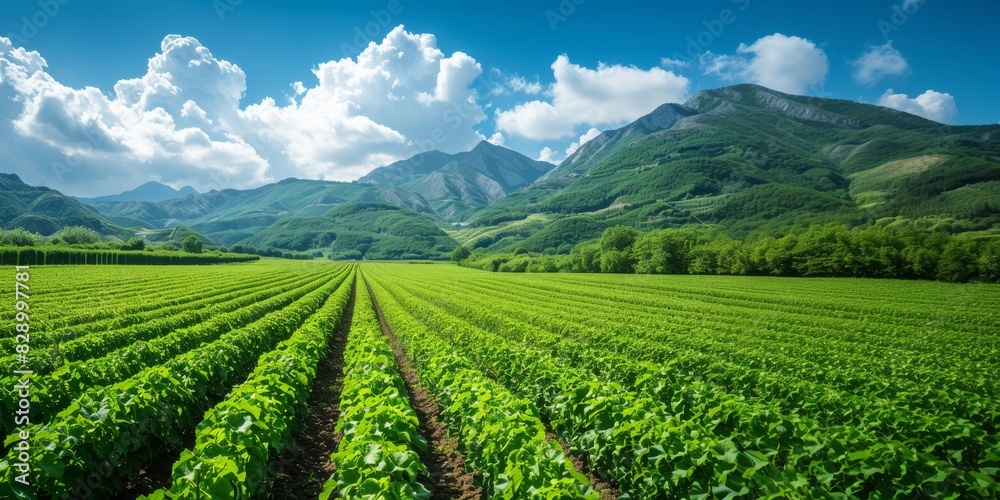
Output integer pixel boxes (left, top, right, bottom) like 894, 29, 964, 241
74, 181, 199, 204
360, 140, 554, 220
4, 84, 998, 259
461, 84, 1000, 251
0, 173, 128, 237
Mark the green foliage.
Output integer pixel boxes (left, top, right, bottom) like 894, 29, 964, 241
451, 245, 471, 262
599, 226, 640, 252
1, 266, 351, 498
0, 227, 41, 246
365, 262, 1000, 498
366, 276, 599, 498
471, 222, 999, 283
320, 284, 429, 499
249, 203, 456, 260
181, 235, 203, 253
122, 237, 145, 251
55, 225, 101, 244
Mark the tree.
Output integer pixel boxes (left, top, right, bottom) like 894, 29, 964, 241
600, 249, 633, 273
182, 235, 203, 254
56, 226, 100, 245
599, 226, 640, 252
978, 240, 1000, 282
0, 228, 41, 247
936, 239, 976, 282
451, 246, 471, 262
122, 238, 145, 251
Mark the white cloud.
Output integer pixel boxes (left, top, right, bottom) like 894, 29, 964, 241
1, 34, 270, 195
507, 76, 542, 95
660, 57, 688, 68
877, 89, 957, 123
564, 127, 601, 157
537, 146, 560, 164
489, 71, 543, 96
496, 55, 689, 140
0, 27, 489, 196
852, 42, 910, 85
702, 33, 829, 95
487, 132, 505, 146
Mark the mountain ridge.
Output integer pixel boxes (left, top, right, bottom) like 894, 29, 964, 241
4, 84, 998, 258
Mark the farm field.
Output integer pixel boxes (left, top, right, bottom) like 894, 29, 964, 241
1, 260, 998, 498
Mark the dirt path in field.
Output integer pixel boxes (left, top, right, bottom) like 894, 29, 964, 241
109, 428, 195, 499
545, 428, 620, 499
365, 278, 483, 500
268, 279, 355, 499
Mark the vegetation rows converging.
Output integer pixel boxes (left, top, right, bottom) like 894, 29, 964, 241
2, 260, 997, 499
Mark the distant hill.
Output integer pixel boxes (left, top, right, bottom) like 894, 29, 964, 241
360, 140, 554, 220
75, 181, 199, 204
245, 202, 457, 260
0, 173, 127, 237
4, 84, 999, 259
462, 84, 1000, 251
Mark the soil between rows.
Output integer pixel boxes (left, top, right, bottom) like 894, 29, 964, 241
364, 279, 483, 500
268, 280, 356, 499
365, 278, 618, 499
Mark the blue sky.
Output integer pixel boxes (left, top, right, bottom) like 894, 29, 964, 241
1, 0, 997, 196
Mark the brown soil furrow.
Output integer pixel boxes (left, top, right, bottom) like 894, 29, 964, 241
268, 280, 356, 499
545, 429, 620, 500
364, 278, 483, 500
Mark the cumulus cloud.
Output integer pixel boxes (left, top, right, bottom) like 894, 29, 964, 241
489, 70, 543, 96
852, 42, 910, 85
242, 26, 487, 182
0, 26, 488, 196
495, 55, 689, 140
0, 34, 269, 195
487, 132, 505, 146
877, 89, 957, 123
564, 127, 601, 157
702, 33, 829, 95
537, 146, 560, 164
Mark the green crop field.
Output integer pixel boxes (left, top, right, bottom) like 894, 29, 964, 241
2, 261, 998, 498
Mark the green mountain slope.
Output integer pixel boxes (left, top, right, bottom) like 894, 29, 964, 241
0, 173, 127, 237
245, 202, 456, 259
361, 140, 554, 220
462, 84, 1000, 251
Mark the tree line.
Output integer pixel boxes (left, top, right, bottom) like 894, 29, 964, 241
456, 223, 1000, 283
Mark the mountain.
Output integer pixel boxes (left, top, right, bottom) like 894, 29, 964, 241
360, 141, 554, 220
5, 84, 999, 259
462, 84, 1000, 251
90, 178, 435, 245
0, 173, 127, 237
75, 181, 199, 204
357, 150, 459, 185
245, 202, 456, 260
535, 103, 697, 186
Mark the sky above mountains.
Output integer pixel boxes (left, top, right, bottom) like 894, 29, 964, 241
1, 0, 997, 197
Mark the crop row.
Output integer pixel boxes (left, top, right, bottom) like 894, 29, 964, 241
365, 276, 598, 499
413, 274, 1000, 436
1, 264, 301, 351
0, 265, 352, 497
319, 278, 429, 498
366, 264, 999, 498
3, 269, 334, 437
142, 268, 354, 499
